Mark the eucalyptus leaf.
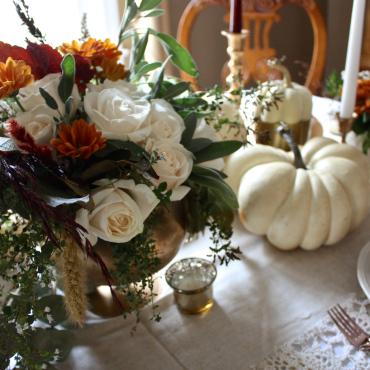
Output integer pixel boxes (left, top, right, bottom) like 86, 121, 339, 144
194, 140, 242, 163
188, 138, 213, 153
36, 295, 68, 325
181, 113, 197, 147
94, 140, 150, 161
150, 55, 171, 98
58, 54, 76, 103
190, 167, 238, 209
139, 0, 163, 11
39, 88, 58, 110
132, 62, 162, 82
119, 0, 138, 42
161, 81, 190, 100
80, 160, 118, 182
134, 29, 150, 66
149, 29, 198, 77
144, 9, 165, 17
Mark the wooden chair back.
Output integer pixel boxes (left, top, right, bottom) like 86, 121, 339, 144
177, 0, 327, 92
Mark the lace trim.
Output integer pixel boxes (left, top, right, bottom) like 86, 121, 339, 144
252, 295, 370, 369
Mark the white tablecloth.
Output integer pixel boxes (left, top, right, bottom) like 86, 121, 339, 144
58, 98, 370, 369
60, 214, 370, 370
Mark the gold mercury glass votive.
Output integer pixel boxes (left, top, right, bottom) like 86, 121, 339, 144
165, 258, 217, 314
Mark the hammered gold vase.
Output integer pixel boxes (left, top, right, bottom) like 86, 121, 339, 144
85, 204, 186, 317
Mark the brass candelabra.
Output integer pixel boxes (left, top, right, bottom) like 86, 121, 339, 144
221, 29, 248, 102
336, 113, 357, 143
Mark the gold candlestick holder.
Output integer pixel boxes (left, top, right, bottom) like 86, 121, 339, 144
336, 113, 357, 143
221, 30, 248, 102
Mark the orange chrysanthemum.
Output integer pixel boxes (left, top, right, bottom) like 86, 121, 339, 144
355, 79, 370, 115
100, 57, 128, 81
60, 38, 127, 81
51, 119, 106, 159
0, 57, 34, 99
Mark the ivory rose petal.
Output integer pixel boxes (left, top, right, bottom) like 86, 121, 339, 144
75, 179, 159, 245
18, 73, 80, 116
148, 99, 185, 143
84, 88, 151, 142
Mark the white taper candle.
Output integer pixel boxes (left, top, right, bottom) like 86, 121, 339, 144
340, 0, 366, 119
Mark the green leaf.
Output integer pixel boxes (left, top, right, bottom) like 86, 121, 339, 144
144, 9, 165, 17
36, 295, 68, 325
190, 166, 238, 209
58, 54, 76, 103
181, 113, 197, 147
188, 138, 213, 153
132, 62, 162, 82
194, 140, 242, 163
39, 88, 58, 110
134, 29, 150, 66
150, 55, 171, 98
94, 140, 150, 161
161, 81, 190, 100
149, 29, 198, 77
80, 160, 118, 182
139, 0, 163, 11
119, 0, 138, 42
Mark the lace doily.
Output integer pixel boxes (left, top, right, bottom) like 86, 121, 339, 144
252, 295, 370, 370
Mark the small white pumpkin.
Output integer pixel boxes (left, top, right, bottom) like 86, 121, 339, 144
241, 60, 312, 125
226, 132, 370, 250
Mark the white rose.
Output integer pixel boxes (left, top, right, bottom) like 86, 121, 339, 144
194, 118, 224, 171
76, 179, 159, 245
148, 140, 193, 201
87, 79, 144, 98
18, 73, 80, 116
84, 88, 151, 143
15, 105, 54, 144
148, 99, 185, 143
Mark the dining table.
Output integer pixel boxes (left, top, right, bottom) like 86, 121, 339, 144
58, 97, 370, 370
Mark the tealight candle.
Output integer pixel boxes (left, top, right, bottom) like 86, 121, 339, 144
165, 258, 217, 314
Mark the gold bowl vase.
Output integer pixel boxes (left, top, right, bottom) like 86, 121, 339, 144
84, 204, 186, 317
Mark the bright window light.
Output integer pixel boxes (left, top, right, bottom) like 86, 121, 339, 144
0, 0, 121, 47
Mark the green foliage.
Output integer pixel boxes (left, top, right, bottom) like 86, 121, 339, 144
193, 140, 243, 164
0, 208, 71, 369
58, 54, 76, 104
325, 70, 343, 100
352, 112, 370, 153
39, 88, 58, 111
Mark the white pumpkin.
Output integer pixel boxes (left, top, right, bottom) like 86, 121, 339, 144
241, 60, 312, 125
226, 136, 370, 250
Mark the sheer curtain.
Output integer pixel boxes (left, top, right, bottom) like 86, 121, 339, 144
0, 0, 121, 47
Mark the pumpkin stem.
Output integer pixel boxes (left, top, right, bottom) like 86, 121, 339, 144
278, 123, 307, 170
267, 59, 292, 88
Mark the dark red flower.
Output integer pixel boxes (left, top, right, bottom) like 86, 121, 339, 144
74, 54, 94, 91
26, 43, 63, 79
7, 119, 52, 158
0, 42, 33, 65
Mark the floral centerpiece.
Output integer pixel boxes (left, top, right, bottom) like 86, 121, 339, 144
326, 70, 370, 153
0, 1, 243, 367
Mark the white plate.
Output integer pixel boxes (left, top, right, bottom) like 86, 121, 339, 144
357, 241, 370, 300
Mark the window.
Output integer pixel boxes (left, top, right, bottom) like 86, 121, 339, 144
0, 0, 121, 47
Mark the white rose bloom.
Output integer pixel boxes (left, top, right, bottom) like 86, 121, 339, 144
148, 140, 193, 201
87, 79, 144, 98
15, 105, 54, 144
76, 179, 159, 245
148, 99, 185, 143
194, 118, 224, 171
84, 88, 151, 143
18, 73, 80, 116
